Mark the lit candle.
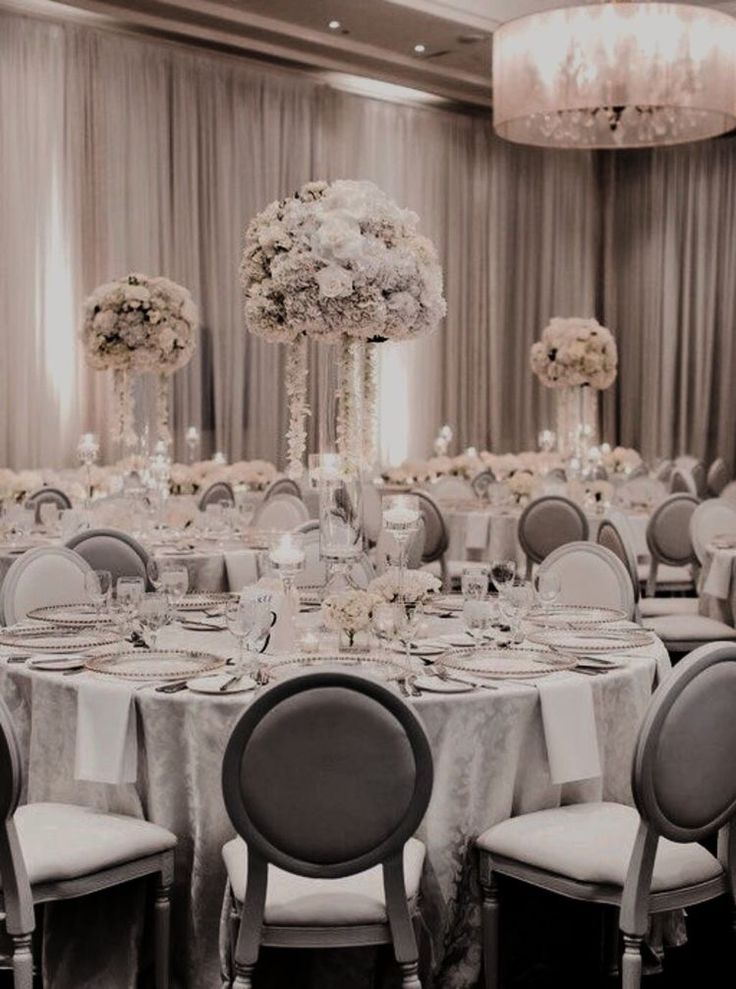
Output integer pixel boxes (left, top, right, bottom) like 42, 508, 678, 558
213, 451, 227, 465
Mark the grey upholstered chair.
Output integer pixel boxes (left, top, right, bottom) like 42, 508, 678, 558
596, 512, 642, 620
669, 467, 697, 496
25, 486, 72, 523
689, 498, 736, 566
537, 542, 636, 620
518, 495, 589, 580
643, 494, 699, 597
65, 528, 150, 588
0, 697, 176, 988
707, 458, 731, 498
410, 489, 451, 590
691, 460, 707, 499
198, 480, 235, 510
251, 493, 309, 530
1, 547, 93, 626
471, 469, 497, 500
221, 672, 434, 989
263, 477, 302, 501
477, 641, 736, 989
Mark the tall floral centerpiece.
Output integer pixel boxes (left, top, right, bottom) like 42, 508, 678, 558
82, 274, 198, 454
240, 179, 446, 478
530, 317, 617, 461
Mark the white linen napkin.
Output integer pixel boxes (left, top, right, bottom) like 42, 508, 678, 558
464, 513, 490, 551
703, 549, 736, 601
224, 549, 260, 591
537, 675, 602, 785
75, 680, 137, 784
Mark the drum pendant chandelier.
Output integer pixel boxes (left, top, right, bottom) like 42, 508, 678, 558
492, 1, 736, 148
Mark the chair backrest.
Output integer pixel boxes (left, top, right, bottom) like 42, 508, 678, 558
1, 547, 94, 626
0, 697, 34, 935
25, 487, 72, 523
429, 476, 474, 502
518, 495, 590, 568
222, 672, 433, 878
65, 527, 150, 588
471, 469, 496, 499
707, 458, 730, 498
632, 642, 736, 843
646, 493, 699, 567
198, 481, 235, 510
669, 467, 697, 496
596, 510, 640, 605
251, 493, 309, 531
537, 542, 635, 619
410, 489, 449, 563
264, 477, 302, 501
361, 480, 383, 545
654, 460, 672, 484
691, 461, 707, 498
545, 467, 567, 483
689, 499, 736, 565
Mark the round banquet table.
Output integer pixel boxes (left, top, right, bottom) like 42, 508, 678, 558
0, 612, 670, 989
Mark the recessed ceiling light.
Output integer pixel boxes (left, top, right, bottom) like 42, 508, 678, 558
413, 43, 426, 54
328, 20, 341, 30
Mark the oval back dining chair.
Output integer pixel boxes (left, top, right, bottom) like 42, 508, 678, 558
537, 542, 636, 620
707, 458, 731, 498
429, 476, 474, 502
476, 641, 736, 989
518, 495, 589, 580
410, 490, 450, 590
644, 494, 699, 597
1, 547, 93, 626
24, 487, 71, 524
251, 493, 309, 531
66, 528, 150, 589
597, 511, 641, 613
0, 696, 175, 989
689, 498, 736, 565
221, 672, 434, 989
669, 467, 697, 496
263, 477, 302, 501
198, 481, 235, 510
471, 469, 497, 500
362, 480, 384, 546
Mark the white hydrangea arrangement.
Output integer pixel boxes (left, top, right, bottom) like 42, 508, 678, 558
81, 273, 198, 449
321, 589, 383, 646
507, 469, 536, 504
602, 446, 642, 475
368, 568, 441, 605
240, 179, 446, 477
530, 317, 617, 390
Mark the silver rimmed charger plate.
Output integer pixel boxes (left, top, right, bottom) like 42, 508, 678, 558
27, 603, 114, 628
528, 627, 655, 654
85, 649, 225, 680
526, 604, 627, 628
267, 654, 405, 682
442, 646, 577, 678
0, 627, 121, 654
175, 592, 238, 612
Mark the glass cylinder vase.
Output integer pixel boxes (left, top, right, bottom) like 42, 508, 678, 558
555, 385, 599, 462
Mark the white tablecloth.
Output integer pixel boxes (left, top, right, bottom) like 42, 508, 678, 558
0, 612, 668, 989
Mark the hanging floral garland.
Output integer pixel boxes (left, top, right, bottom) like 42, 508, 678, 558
284, 336, 309, 479
362, 342, 380, 467
240, 179, 446, 477
82, 273, 198, 451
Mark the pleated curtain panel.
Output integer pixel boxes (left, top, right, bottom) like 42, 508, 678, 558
1, 8, 735, 469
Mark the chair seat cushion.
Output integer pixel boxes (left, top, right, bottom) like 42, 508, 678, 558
222, 837, 426, 926
637, 563, 693, 586
7, 803, 176, 887
477, 803, 722, 893
642, 614, 736, 642
639, 597, 700, 618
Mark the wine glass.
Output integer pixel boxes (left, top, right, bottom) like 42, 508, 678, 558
499, 581, 535, 645
159, 564, 189, 617
85, 569, 112, 627
372, 602, 396, 653
225, 599, 273, 673
394, 604, 426, 670
117, 576, 145, 614
138, 592, 171, 650
534, 570, 562, 624
461, 566, 489, 601
490, 559, 516, 596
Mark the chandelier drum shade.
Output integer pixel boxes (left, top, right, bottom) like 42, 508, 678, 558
492, 2, 736, 149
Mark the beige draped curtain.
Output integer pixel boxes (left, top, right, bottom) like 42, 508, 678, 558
1, 7, 735, 470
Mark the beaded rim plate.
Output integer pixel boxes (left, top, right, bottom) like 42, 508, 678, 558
0, 628, 121, 654
27, 603, 114, 628
528, 628, 655, 654
441, 646, 578, 678
526, 604, 628, 628
85, 649, 226, 680
175, 593, 238, 612
425, 595, 464, 613
267, 654, 405, 682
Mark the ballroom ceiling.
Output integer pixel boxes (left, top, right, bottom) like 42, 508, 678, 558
15, 0, 736, 108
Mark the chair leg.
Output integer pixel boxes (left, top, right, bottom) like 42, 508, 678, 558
398, 960, 421, 988
154, 877, 172, 989
232, 962, 255, 988
621, 934, 643, 989
479, 857, 500, 989
11, 934, 33, 989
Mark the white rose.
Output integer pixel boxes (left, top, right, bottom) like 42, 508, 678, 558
316, 264, 353, 299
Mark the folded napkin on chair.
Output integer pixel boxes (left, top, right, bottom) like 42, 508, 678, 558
703, 549, 736, 601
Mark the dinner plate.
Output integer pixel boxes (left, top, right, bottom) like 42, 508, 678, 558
85, 649, 225, 680
413, 674, 474, 693
27, 603, 114, 628
0, 628, 120, 654
175, 593, 238, 612
527, 604, 628, 628
186, 673, 256, 694
267, 654, 404, 682
442, 646, 577, 678
528, 628, 655, 654
389, 640, 448, 657
28, 654, 86, 671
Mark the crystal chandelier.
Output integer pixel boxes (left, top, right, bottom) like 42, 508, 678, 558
492, 2, 736, 148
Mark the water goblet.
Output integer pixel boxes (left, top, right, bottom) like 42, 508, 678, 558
138, 592, 171, 650
461, 565, 489, 601
117, 576, 145, 615
159, 564, 189, 618
394, 603, 426, 671
39, 503, 60, 532
534, 570, 562, 626
463, 598, 491, 647
500, 581, 535, 644
225, 598, 273, 673
85, 569, 112, 627
490, 559, 516, 595
372, 602, 396, 653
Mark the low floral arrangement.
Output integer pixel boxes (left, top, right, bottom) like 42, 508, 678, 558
530, 317, 617, 390
368, 568, 441, 606
601, 446, 642, 475
169, 459, 277, 495
381, 450, 564, 487
507, 469, 536, 504
321, 589, 383, 647
241, 179, 446, 476
82, 273, 198, 448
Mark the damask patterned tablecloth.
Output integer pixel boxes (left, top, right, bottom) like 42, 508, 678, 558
0, 619, 668, 989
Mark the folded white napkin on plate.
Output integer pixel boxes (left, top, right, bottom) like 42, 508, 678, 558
75, 680, 137, 784
224, 549, 260, 591
465, 513, 490, 551
538, 675, 601, 785
703, 548, 736, 601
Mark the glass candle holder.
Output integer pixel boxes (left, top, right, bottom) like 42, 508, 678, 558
382, 494, 421, 604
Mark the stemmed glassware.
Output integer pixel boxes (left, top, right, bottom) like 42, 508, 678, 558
499, 581, 535, 645
382, 495, 422, 604
225, 598, 273, 673
159, 564, 189, 620
394, 603, 426, 671
138, 592, 170, 650
268, 533, 305, 616
490, 559, 516, 596
372, 603, 396, 654
84, 569, 112, 627
463, 598, 491, 647
461, 565, 489, 601
112, 577, 145, 640
534, 570, 562, 626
